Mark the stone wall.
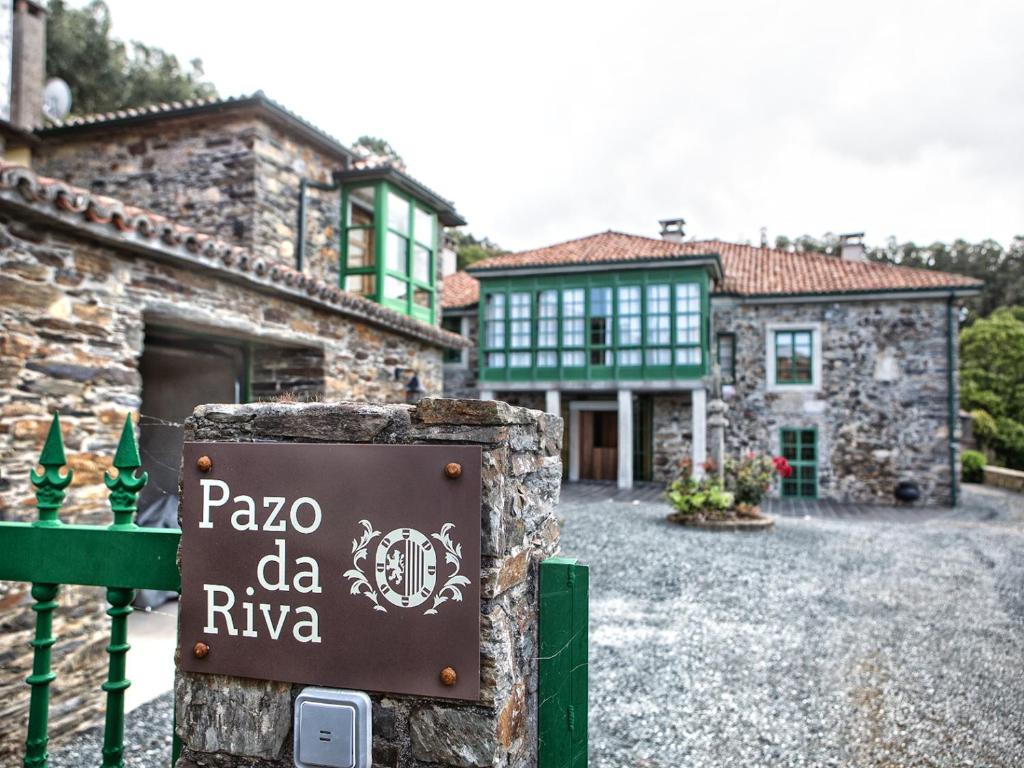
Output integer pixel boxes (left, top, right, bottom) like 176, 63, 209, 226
712, 298, 957, 505
34, 112, 345, 287
0, 212, 444, 761
652, 394, 693, 484
175, 398, 562, 768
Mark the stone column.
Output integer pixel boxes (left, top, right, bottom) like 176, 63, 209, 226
691, 388, 707, 478
707, 397, 729, 481
568, 408, 581, 482
617, 389, 633, 489
545, 389, 560, 416
174, 398, 563, 768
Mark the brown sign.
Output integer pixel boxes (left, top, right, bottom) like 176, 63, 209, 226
178, 442, 482, 701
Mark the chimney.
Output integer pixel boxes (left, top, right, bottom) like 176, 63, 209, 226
659, 217, 686, 243
438, 232, 457, 278
838, 232, 866, 262
10, 0, 46, 131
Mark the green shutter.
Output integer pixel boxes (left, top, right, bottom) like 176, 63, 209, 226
539, 557, 589, 768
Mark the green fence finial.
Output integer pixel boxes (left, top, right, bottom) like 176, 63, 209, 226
30, 413, 72, 528
104, 414, 147, 529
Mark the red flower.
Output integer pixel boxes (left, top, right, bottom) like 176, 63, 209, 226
773, 456, 793, 478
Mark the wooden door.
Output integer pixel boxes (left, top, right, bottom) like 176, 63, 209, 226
579, 411, 618, 481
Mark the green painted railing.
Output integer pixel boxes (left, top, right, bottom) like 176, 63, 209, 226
0, 413, 181, 768
538, 557, 589, 768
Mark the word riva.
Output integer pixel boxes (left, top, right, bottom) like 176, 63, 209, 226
198, 478, 323, 644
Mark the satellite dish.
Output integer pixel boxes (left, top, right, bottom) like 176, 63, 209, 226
42, 78, 72, 122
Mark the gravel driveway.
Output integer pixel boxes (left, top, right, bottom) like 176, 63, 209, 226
561, 483, 1024, 767
48, 485, 1024, 767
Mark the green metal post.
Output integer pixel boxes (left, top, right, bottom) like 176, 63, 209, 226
538, 557, 589, 768
24, 414, 72, 768
100, 415, 147, 768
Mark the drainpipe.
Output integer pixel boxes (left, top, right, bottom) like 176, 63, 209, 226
946, 293, 959, 507
295, 169, 345, 273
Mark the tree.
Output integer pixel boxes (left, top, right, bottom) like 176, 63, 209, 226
449, 231, 507, 271
960, 307, 1024, 468
45, 0, 216, 116
350, 135, 405, 169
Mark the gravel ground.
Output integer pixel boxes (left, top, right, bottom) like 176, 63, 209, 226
48, 690, 175, 768
560, 484, 1024, 767
48, 485, 1024, 767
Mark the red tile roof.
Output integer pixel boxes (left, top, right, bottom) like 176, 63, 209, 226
441, 271, 479, 309
467, 231, 982, 297
0, 164, 468, 349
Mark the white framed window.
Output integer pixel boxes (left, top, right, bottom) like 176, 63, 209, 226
765, 322, 823, 392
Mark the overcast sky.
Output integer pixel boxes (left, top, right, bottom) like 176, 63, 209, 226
96, 1, 1023, 252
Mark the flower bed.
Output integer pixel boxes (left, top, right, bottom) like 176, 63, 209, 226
665, 453, 791, 528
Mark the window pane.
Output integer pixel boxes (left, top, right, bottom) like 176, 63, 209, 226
346, 186, 375, 225
590, 349, 613, 366
619, 349, 641, 366
347, 227, 375, 269
510, 352, 531, 368
561, 351, 584, 367
414, 207, 435, 246
387, 190, 410, 234
509, 292, 531, 349
537, 351, 557, 367
563, 319, 584, 347
675, 348, 701, 365
562, 288, 584, 317
383, 275, 407, 301
718, 335, 735, 382
412, 287, 432, 308
386, 232, 408, 274
485, 293, 506, 320
345, 273, 376, 296
487, 352, 506, 368
647, 284, 670, 313
538, 319, 558, 348
412, 244, 431, 283
442, 316, 462, 363
539, 290, 558, 318
646, 349, 670, 365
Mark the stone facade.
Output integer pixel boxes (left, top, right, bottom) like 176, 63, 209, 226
35, 111, 347, 288
0, 171, 455, 760
175, 398, 563, 768
440, 292, 958, 504
712, 298, 956, 506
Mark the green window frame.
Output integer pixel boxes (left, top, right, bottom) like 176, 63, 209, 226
774, 329, 813, 385
340, 181, 438, 324
780, 428, 818, 498
716, 332, 736, 384
478, 267, 710, 383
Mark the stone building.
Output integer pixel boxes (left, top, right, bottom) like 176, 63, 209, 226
441, 226, 981, 505
0, 10, 468, 756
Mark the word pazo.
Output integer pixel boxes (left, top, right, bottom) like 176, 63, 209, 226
199, 479, 323, 644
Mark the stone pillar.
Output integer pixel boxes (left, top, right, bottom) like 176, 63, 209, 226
691, 388, 707, 478
568, 408, 581, 482
545, 389, 560, 416
174, 398, 563, 768
617, 389, 633, 489
707, 397, 729, 481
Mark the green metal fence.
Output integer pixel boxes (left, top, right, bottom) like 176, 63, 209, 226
0, 413, 181, 768
538, 556, 590, 768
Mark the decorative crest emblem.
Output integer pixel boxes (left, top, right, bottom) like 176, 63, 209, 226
344, 520, 470, 615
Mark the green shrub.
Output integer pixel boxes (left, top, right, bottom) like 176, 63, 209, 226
961, 450, 986, 483
666, 473, 734, 518
971, 409, 998, 442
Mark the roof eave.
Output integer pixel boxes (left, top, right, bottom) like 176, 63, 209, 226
34, 94, 358, 163
336, 166, 466, 227
467, 253, 724, 279
719, 284, 984, 302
